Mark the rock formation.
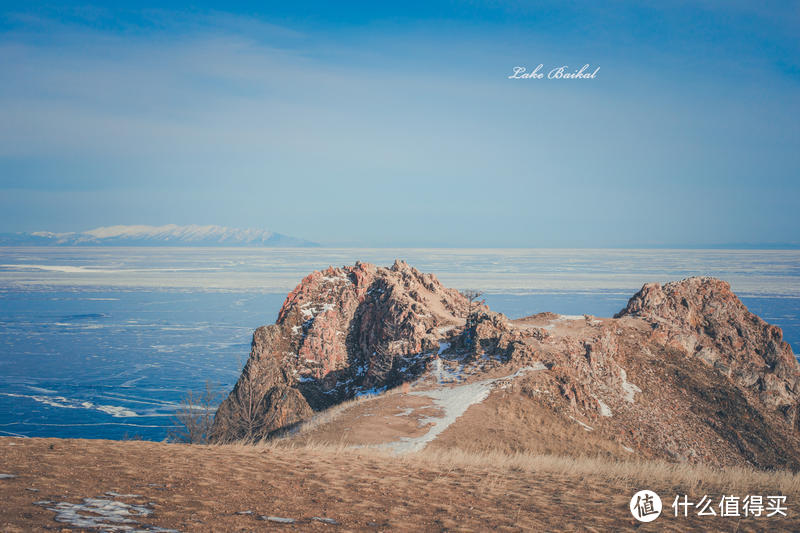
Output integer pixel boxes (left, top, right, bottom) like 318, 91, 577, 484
211, 260, 471, 440
213, 263, 800, 470
615, 277, 799, 414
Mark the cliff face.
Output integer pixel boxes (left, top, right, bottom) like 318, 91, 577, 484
213, 265, 800, 470
211, 260, 469, 440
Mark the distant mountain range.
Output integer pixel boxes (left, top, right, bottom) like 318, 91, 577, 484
0, 224, 319, 247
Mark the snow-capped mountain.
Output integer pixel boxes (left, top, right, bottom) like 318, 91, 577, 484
0, 224, 319, 247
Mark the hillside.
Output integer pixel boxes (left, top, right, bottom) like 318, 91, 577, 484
1, 437, 798, 531
214, 261, 800, 471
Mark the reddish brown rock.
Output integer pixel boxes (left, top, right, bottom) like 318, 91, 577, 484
616, 277, 800, 413
214, 268, 800, 471
211, 260, 469, 441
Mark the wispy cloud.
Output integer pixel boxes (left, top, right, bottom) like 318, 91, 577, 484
0, 5, 797, 246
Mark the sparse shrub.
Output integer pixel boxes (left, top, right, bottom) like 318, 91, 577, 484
169, 381, 220, 444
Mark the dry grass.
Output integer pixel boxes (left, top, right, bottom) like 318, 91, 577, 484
280, 372, 645, 462
409, 447, 800, 494
236, 380, 800, 496
218, 438, 800, 495
222, 381, 800, 496
286, 392, 382, 437
3, 437, 800, 531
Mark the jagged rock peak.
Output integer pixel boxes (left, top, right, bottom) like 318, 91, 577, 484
211, 261, 470, 441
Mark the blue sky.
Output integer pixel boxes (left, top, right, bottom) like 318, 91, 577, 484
0, 1, 798, 247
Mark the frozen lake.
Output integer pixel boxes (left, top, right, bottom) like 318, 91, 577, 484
1, 247, 798, 440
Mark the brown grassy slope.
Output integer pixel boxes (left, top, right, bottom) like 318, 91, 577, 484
425, 387, 639, 460
288, 380, 634, 460
287, 337, 799, 470
427, 342, 800, 469
1, 437, 799, 532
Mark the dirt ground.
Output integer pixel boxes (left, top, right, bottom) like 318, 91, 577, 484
294, 392, 445, 447
1, 437, 798, 532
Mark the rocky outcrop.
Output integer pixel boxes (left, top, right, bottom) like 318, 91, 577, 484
491, 277, 800, 468
211, 260, 470, 441
616, 277, 800, 417
213, 266, 800, 470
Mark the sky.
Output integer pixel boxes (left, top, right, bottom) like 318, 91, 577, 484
0, 1, 798, 247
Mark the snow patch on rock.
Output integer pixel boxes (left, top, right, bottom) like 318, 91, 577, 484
620, 368, 642, 403
594, 395, 613, 417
